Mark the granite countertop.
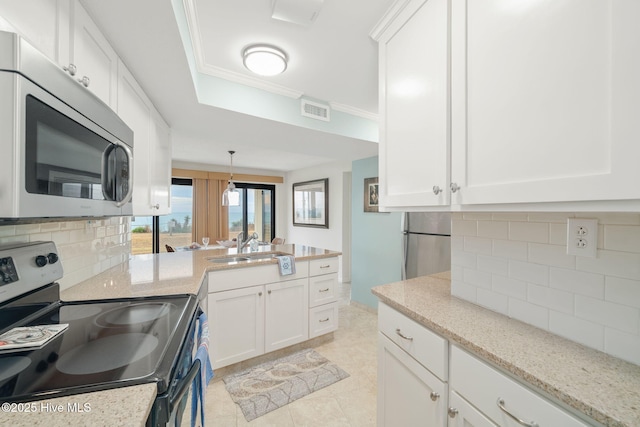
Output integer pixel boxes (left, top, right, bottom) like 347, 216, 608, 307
372, 272, 640, 427
61, 243, 341, 301
0, 384, 156, 426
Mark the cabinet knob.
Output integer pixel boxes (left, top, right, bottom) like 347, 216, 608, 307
258, 292, 262, 296
430, 392, 440, 402
152, 204, 160, 209
448, 407, 458, 418
268, 290, 272, 295
77, 76, 90, 87
450, 182, 460, 193
432, 185, 443, 195
63, 63, 77, 76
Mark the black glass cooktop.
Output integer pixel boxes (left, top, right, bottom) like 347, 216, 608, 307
0, 293, 198, 402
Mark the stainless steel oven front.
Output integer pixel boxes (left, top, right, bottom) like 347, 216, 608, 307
0, 30, 133, 219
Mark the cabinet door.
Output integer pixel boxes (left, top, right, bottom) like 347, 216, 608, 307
149, 108, 172, 215
451, 0, 640, 205
70, 0, 118, 108
448, 391, 497, 427
0, 0, 69, 64
378, 0, 450, 209
265, 278, 309, 353
208, 285, 265, 370
378, 333, 447, 427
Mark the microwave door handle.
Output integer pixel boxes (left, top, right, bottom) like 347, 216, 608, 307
113, 140, 133, 208
101, 144, 116, 202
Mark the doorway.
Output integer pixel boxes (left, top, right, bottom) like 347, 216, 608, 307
228, 183, 276, 243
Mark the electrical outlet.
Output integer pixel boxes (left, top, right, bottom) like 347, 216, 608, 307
566, 218, 598, 257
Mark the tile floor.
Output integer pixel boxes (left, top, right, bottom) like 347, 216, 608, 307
204, 283, 379, 426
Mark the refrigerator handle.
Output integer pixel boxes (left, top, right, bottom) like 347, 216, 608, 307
401, 212, 408, 280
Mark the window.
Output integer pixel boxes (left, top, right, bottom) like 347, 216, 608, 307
229, 183, 276, 243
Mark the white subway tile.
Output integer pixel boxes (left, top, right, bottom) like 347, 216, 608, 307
0, 236, 28, 245
508, 298, 549, 330
509, 260, 549, 286
39, 222, 61, 232
463, 268, 492, 289
452, 219, 477, 237
477, 221, 509, 240
492, 274, 527, 299
0, 225, 16, 237
591, 213, 640, 225
509, 222, 549, 243
15, 224, 41, 235
451, 265, 464, 281
527, 213, 573, 223
576, 249, 640, 281
451, 280, 477, 303
29, 232, 52, 242
477, 255, 509, 276
527, 283, 574, 315
451, 250, 477, 269
549, 267, 605, 299
492, 239, 528, 261
477, 289, 508, 315
451, 213, 464, 220
605, 276, 640, 309
462, 213, 493, 220
463, 237, 493, 255
575, 295, 639, 334
604, 225, 640, 253
51, 231, 71, 245
605, 328, 640, 365
528, 243, 575, 269
452, 235, 465, 252
492, 213, 528, 221
549, 311, 604, 351
548, 223, 568, 246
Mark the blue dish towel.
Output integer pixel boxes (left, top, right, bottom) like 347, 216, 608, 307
277, 255, 296, 276
191, 312, 214, 427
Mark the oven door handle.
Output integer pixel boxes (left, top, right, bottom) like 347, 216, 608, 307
169, 358, 201, 412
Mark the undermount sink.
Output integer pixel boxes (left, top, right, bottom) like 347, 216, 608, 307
208, 252, 286, 264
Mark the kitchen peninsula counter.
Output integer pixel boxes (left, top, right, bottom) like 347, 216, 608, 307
61, 244, 340, 301
372, 273, 640, 427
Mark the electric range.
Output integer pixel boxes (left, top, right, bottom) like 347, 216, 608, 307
0, 241, 201, 425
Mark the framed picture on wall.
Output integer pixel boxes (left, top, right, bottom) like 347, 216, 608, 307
364, 177, 379, 212
293, 178, 329, 228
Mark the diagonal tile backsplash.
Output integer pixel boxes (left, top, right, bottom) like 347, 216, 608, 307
451, 212, 640, 365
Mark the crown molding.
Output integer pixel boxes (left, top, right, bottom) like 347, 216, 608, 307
369, 0, 412, 41
329, 102, 379, 122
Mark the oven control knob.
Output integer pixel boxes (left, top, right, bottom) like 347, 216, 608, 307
47, 253, 59, 264
35, 255, 48, 267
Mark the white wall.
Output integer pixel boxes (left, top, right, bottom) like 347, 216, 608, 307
0, 218, 131, 290
451, 212, 640, 365
285, 160, 352, 281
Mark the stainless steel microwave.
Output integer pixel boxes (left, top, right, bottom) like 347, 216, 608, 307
0, 30, 133, 220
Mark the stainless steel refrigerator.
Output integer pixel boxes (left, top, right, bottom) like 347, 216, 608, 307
402, 212, 452, 280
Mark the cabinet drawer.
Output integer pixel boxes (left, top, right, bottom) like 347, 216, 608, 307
450, 345, 593, 427
309, 302, 338, 338
309, 257, 338, 276
208, 261, 309, 292
378, 302, 447, 381
309, 273, 338, 307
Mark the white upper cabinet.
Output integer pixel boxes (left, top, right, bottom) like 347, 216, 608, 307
376, 0, 450, 209
117, 60, 172, 216
450, 0, 640, 207
0, 0, 69, 64
68, 0, 118, 108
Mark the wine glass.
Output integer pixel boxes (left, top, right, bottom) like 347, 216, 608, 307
202, 237, 210, 248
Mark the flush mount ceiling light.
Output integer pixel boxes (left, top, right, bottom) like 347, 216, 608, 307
242, 45, 288, 76
222, 150, 240, 207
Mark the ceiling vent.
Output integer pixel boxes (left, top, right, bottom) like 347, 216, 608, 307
271, 0, 325, 27
301, 99, 330, 122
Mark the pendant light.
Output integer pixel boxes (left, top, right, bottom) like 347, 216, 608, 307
222, 151, 240, 206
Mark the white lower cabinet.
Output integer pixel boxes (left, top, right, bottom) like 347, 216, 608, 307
448, 391, 497, 427
377, 303, 597, 427
378, 333, 447, 427
264, 279, 308, 353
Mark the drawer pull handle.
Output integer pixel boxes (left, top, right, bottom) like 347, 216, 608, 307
319, 288, 330, 292
447, 408, 458, 418
395, 328, 413, 341
319, 317, 330, 323
320, 265, 330, 269
430, 392, 439, 402
497, 398, 539, 427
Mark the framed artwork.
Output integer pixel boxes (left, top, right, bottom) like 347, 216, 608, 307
293, 178, 329, 228
364, 177, 380, 212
